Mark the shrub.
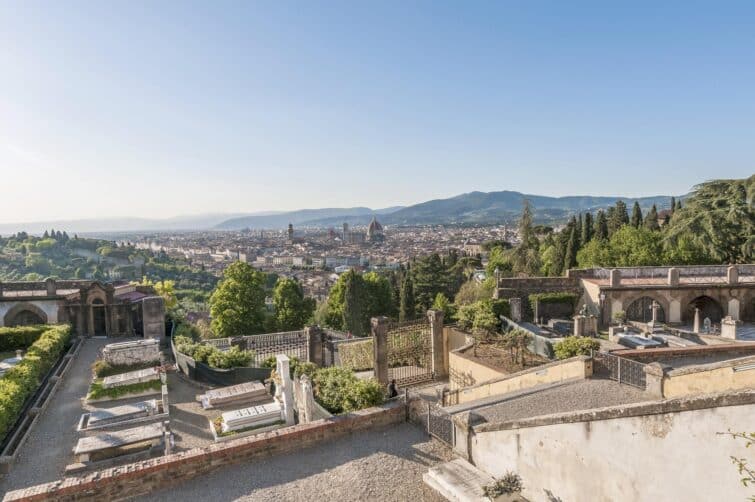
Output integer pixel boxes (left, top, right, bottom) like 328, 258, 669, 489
554, 336, 601, 360
310, 366, 384, 414
0, 325, 71, 441
92, 360, 158, 378
529, 292, 579, 305
207, 346, 253, 369
339, 339, 373, 371
293, 361, 318, 380
87, 379, 162, 401
0, 325, 48, 351
612, 310, 627, 324
483, 472, 523, 498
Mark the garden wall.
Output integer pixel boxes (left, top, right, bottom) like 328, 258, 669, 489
4, 401, 406, 501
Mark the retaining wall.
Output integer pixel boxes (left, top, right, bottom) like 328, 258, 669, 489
4, 401, 406, 501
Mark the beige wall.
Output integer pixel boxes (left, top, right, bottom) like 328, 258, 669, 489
448, 350, 507, 391
470, 398, 755, 502
663, 357, 755, 399
447, 356, 592, 403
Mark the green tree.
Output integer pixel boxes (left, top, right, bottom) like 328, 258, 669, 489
209, 262, 267, 337
563, 223, 579, 272
594, 210, 609, 241
665, 176, 754, 263
644, 204, 660, 231
630, 202, 643, 228
608, 200, 630, 235
486, 246, 513, 278
432, 292, 453, 319
363, 271, 395, 318
670, 196, 676, 215
512, 200, 541, 276
412, 253, 450, 310
273, 277, 315, 331
581, 212, 593, 244
341, 270, 367, 336
399, 272, 415, 322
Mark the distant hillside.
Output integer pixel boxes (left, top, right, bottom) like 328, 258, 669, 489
214, 207, 403, 230
381, 191, 682, 225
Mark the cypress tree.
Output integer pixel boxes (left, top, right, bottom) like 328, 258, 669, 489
342, 270, 366, 336
670, 196, 676, 215
675, 199, 682, 211
581, 212, 593, 244
594, 210, 609, 240
399, 273, 415, 322
644, 204, 660, 231
563, 225, 579, 271
608, 200, 629, 235
575, 214, 583, 247
630, 202, 643, 228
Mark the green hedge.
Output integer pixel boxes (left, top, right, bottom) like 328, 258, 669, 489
554, 336, 600, 360
0, 325, 49, 351
339, 339, 373, 371
309, 367, 384, 414
528, 292, 579, 305
173, 336, 255, 369
0, 325, 71, 442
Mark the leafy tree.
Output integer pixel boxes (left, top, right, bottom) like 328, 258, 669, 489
630, 202, 643, 228
608, 200, 630, 235
432, 292, 454, 319
209, 262, 267, 337
412, 253, 450, 310
512, 200, 541, 276
665, 176, 754, 263
399, 272, 415, 322
363, 271, 395, 318
486, 246, 513, 278
273, 277, 315, 331
644, 204, 660, 231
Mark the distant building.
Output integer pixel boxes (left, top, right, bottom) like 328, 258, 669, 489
366, 217, 385, 243
463, 239, 483, 256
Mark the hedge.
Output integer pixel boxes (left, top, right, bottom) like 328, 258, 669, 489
0, 325, 49, 352
0, 325, 71, 442
528, 292, 579, 305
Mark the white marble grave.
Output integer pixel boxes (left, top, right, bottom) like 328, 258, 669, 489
102, 367, 159, 389
199, 381, 268, 409
220, 402, 282, 433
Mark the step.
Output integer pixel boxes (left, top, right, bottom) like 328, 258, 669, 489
424, 458, 526, 502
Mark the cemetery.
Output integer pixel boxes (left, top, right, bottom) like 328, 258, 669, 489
69, 421, 171, 472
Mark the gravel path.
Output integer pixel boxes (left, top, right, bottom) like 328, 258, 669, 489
141, 422, 452, 502
0, 337, 109, 493
472, 379, 653, 424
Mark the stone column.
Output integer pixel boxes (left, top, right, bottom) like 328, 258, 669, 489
371, 316, 389, 386
727, 265, 739, 285
667, 268, 679, 287
573, 315, 585, 336
693, 307, 701, 333
276, 355, 295, 426
427, 309, 446, 378
610, 269, 621, 287
306, 326, 324, 366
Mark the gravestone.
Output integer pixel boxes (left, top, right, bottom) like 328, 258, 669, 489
199, 381, 268, 409
102, 339, 160, 366
102, 367, 159, 389
73, 422, 165, 462
220, 402, 283, 433
83, 400, 159, 429
275, 355, 295, 426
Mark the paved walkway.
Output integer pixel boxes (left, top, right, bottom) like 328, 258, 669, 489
141, 422, 451, 502
0, 337, 109, 493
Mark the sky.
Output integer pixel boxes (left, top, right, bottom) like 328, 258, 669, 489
1, 1, 754, 223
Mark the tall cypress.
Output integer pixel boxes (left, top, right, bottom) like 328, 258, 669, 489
399, 273, 415, 322
575, 214, 583, 247
630, 202, 643, 228
594, 210, 609, 240
644, 204, 660, 231
342, 270, 366, 336
670, 196, 676, 215
563, 225, 579, 271
581, 212, 593, 244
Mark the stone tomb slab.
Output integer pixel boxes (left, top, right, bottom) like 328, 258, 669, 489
200, 381, 268, 409
73, 422, 165, 463
82, 400, 158, 429
221, 402, 282, 433
102, 367, 159, 389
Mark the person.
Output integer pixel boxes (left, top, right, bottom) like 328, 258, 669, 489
387, 379, 398, 398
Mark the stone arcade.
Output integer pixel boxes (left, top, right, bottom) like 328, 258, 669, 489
0, 279, 165, 342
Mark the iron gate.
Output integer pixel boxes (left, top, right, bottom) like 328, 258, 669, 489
593, 351, 647, 389
427, 402, 455, 447
387, 320, 433, 386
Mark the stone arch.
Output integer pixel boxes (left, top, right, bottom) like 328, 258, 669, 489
4, 302, 48, 327
687, 295, 724, 324
625, 295, 666, 323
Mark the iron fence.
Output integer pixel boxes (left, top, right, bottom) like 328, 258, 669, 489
386, 319, 433, 386
592, 351, 647, 389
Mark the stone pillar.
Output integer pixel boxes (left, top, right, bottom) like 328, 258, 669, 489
427, 309, 446, 378
45, 277, 56, 296
721, 316, 738, 340
667, 268, 679, 287
609, 269, 621, 287
643, 363, 668, 398
573, 315, 585, 337
306, 326, 324, 366
693, 307, 701, 333
727, 265, 739, 285
371, 316, 389, 386
276, 355, 295, 426
728, 299, 740, 321
509, 297, 522, 323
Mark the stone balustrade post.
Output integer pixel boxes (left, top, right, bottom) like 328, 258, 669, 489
727, 265, 739, 285
371, 316, 389, 386
667, 267, 679, 287
305, 325, 324, 366
427, 309, 446, 378
609, 269, 621, 287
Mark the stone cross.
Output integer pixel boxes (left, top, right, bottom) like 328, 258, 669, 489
650, 301, 660, 324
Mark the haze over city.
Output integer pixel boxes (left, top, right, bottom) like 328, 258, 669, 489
2, 1, 753, 223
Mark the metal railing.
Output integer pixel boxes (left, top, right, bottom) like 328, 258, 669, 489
592, 351, 648, 389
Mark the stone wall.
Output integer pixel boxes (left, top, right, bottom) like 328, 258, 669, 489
612, 343, 755, 364
661, 356, 755, 398
467, 391, 755, 502
445, 356, 592, 406
4, 401, 406, 502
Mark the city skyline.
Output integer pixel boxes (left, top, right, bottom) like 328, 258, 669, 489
2, 1, 754, 223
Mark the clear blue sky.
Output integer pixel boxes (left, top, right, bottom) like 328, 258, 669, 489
1, 1, 753, 222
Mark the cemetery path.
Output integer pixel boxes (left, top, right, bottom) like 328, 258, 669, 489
0, 337, 109, 493
141, 422, 451, 502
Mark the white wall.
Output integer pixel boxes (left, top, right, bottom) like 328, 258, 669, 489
471, 403, 755, 502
